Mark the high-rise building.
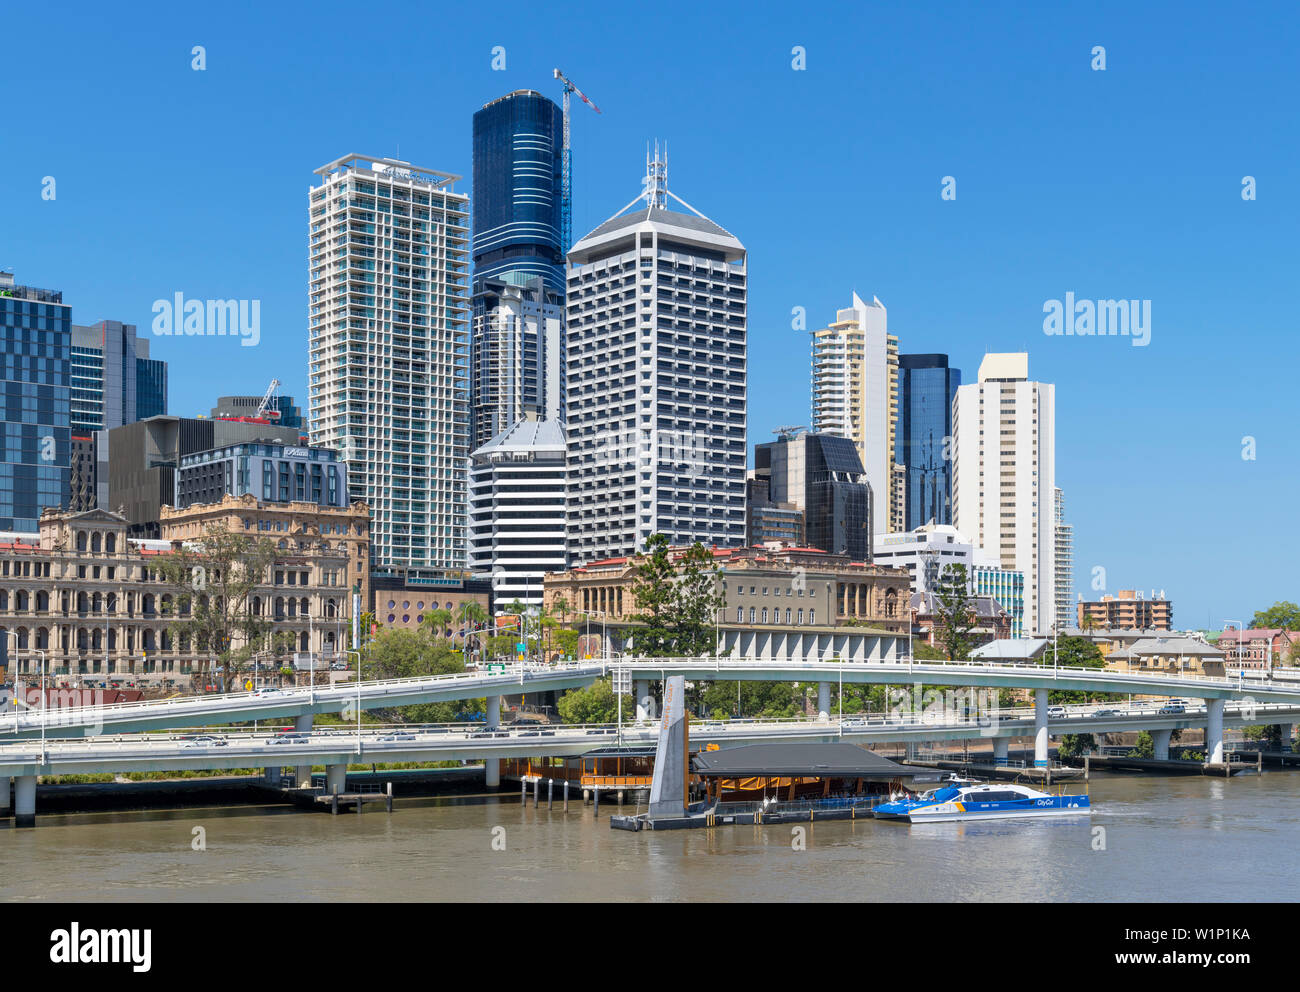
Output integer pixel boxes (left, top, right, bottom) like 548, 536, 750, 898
69, 321, 169, 511
810, 293, 897, 536
469, 274, 564, 451
951, 352, 1056, 636
468, 415, 567, 609
755, 431, 871, 561
1054, 486, 1073, 630
895, 353, 960, 530
175, 440, 348, 510
308, 154, 470, 572
564, 150, 746, 562
0, 271, 71, 530
472, 91, 565, 296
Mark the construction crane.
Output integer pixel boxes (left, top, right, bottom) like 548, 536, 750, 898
773, 425, 807, 441
255, 378, 282, 421
553, 68, 601, 254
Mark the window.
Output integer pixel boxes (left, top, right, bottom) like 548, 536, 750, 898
736, 606, 743, 623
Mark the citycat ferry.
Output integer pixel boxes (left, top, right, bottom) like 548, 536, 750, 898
874, 777, 1090, 823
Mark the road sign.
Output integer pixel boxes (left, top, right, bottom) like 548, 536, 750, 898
244, 680, 253, 691
515, 642, 525, 652
487, 664, 506, 675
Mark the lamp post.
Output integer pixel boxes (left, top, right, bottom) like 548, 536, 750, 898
346, 647, 363, 747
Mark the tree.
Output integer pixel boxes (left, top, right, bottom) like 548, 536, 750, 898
557, 678, 631, 725
630, 533, 678, 655
1129, 730, 1155, 759
361, 626, 482, 723
671, 542, 723, 656
933, 564, 977, 661
155, 527, 282, 693
1057, 734, 1098, 760
1249, 602, 1300, 631
1036, 636, 1118, 704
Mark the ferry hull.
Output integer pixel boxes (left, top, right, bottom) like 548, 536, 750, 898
876, 795, 1091, 823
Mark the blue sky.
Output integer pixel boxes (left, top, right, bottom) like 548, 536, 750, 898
3, 0, 1297, 628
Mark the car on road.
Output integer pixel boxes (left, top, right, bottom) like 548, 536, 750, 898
251, 687, 283, 698
267, 732, 311, 745
1093, 709, 1119, 718
179, 735, 228, 748
1158, 702, 1186, 715
376, 732, 416, 742
1046, 705, 1067, 718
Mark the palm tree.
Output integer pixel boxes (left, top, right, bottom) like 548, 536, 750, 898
454, 600, 489, 659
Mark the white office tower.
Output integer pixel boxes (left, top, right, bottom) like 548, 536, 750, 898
308, 155, 470, 571
470, 274, 565, 451
564, 147, 747, 563
1054, 486, 1073, 630
810, 292, 898, 536
951, 353, 1056, 636
469, 416, 567, 608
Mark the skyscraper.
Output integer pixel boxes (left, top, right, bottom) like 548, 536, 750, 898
69, 321, 169, 510
1054, 486, 1073, 630
471, 91, 565, 296
951, 353, 1056, 636
469, 274, 564, 451
810, 293, 898, 537
895, 353, 960, 530
0, 271, 70, 530
755, 431, 871, 561
308, 154, 470, 571
565, 150, 746, 562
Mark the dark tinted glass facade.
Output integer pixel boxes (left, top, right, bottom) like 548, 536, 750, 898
0, 288, 71, 529
472, 91, 564, 295
136, 358, 168, 420
756, 433, 871, 561
896, 354, 961, 530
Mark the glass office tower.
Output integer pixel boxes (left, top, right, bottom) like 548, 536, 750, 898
755, 432, 871, 561
896, 354, 960, 530
471, 90, 565, 296
0, 272, 71, 529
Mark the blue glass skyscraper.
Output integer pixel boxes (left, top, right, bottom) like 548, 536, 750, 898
896, 354, 961, 530
0, 272, 71, 529
471, 90, 565, 296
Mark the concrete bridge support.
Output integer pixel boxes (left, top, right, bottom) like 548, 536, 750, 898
485, 695, 501, 788
1034, 689, 1049, 768
1152, 729, 1172, 761
992, 739, 1009, 766
1278, 724, 1293, 749
0, 776, 10, 814
635, 681, 654, 723
15, 774, 35, 828
325, 764, 346, 796
1206, 698, 1225, 765
295, 714, 313, 789
817, 682, 831, 722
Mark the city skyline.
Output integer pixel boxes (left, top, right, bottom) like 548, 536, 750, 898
3, 2, 1297, 626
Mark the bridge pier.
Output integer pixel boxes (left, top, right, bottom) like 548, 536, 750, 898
326, 764, 346, 796
992, 739, 1009, 766
635, 681, 652, 723
1205, 698, 1225, 765
295, 715, 313, 788
485, 695, 501, 788
1034, 689, 1049, 768
14, 774, 35, 828
1278, 723, 1293, 749
0, 776, 10, 814
1152, 729, 1172, 761
817, 682, 831, 722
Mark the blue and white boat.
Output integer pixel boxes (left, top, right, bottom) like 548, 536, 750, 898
874, 777, 1090, 823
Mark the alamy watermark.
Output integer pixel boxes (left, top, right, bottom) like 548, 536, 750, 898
151, 293, 260, 347
1043, 293, 1150, 347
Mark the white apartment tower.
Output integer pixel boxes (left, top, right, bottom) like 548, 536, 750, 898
308, 155, 470, 571
564, 149, 747, 563
810, 292, 898, 536
469, 416, 567, 608
1054, 486, 1073, 629
951, 353, 1056, 636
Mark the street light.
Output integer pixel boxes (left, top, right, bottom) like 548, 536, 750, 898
346, 647, 363, 747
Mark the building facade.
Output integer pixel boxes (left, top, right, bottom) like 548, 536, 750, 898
0, 508, 351, 686
810, 293, 898, 536
469, 274, 565, 451
895, 353, 959, 530
175, 441, 348, 510
472, 90, 566, 296
951, 353, 1056, 636
308, 154, 470, 571
564, 153, 747, 561
1053, 486, 1073, 629
211, 394, 305, 430
468, 416, 567, 609
755, 431, 871, 561
0, 272, 71, 531
1077, 589, 1172, 631
1217, 627, 1300, 668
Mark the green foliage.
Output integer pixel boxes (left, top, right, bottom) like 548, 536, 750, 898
1037, 636, 1122, 704
359, 626, 482, 723
912, 641, 948, 661
1128, 730, 1155, 759
557, 678, 631, 724
1057, 734, 1098, 759
1249, 602, 1300, 631
933, 564, 977, 661
628, 535, 723, 657
697, 680, 802, 719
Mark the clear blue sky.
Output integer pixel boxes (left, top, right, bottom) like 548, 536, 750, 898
3, 0, 1297, 628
